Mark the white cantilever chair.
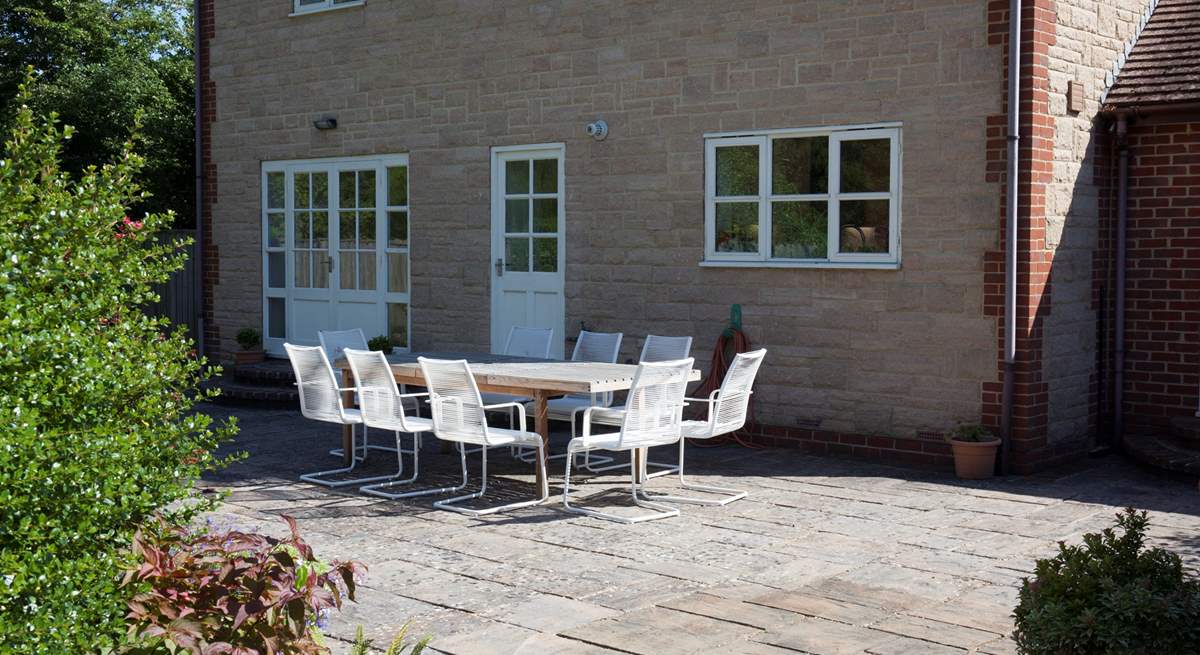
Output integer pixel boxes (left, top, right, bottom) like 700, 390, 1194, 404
589, 335, 694, 477
419, 357, 549, 515
479, 326, 554, 431
563, 358, 694, 523
285, 344, 401, 489
645, 349, 766, 506
318, 328, 389, 461
342, 348, 441, 500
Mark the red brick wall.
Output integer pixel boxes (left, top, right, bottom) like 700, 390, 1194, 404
198, 0, 219, 358
1123, 116, 1200, 431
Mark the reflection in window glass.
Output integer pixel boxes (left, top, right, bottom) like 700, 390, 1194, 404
505, 198, 529, 233
386, 166, 407, 206
715, 146, 759, 196
840, 139, 891, 193
771, 202, 827, 259
268, 173, 285, 209
268, 297, 286, 339
533, 158, 557, 193
268, 252, 285, 288
506, 237, 530, 272
839, 199, 890, 253
772, 137, 828, 195
533, 199, 557, 233
388, 252, 408, 293
388, 303, 408, 349
714, 203, 759, 253
505, 160, 529, 194
388, 211, 407, 247
533, 238, 557, 272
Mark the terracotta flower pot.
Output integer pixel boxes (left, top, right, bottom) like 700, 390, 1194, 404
234, 349, 265, 365
949, 438, 1001, 479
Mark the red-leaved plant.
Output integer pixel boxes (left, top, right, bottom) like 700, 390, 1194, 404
122, 515, 364, 655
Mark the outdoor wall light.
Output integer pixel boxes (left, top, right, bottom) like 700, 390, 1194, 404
585, 119, 608, 141
313, 117, 338, 130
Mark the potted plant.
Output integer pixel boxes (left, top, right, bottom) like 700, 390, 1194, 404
368, 334, 394, 355
235, 327, 264, 364
945, 423, 1001, 480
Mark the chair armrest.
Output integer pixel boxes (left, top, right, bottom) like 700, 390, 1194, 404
483, 401, 527, 431
398, 391, 430, 399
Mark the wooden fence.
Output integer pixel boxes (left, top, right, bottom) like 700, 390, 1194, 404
147, 229, 200, 344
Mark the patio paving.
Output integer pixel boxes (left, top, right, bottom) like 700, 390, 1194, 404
201, 405, 1200, 654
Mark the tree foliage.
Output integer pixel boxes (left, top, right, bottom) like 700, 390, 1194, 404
0, 0, 195, 222
0, 83, 234, 654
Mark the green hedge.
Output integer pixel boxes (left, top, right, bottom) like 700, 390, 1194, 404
0, 81, 235, 654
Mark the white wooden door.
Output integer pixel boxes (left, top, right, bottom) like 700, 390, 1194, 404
490, 145, 566, 358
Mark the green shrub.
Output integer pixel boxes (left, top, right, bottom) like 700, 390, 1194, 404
122, 515, 362, 655
0, 81, 236, 653
1013, 507, 1200, 654
236, 327, 262, 351
350, 624, 431, 655
946, 423, 995, 443
367, 334, 393, 354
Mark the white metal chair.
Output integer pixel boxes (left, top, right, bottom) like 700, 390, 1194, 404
644, 349, 766, 506
563, 358, 694, 523
419, 357, 549, 515
285, 344, 400, 489
480, 326, 554, 431
318, 328, 390, 461
342, 348, 443, 500
588, 335, 694, 477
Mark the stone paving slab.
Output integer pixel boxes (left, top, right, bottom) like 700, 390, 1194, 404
202, 406, 1200, 654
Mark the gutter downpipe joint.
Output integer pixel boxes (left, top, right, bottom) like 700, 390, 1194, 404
1000, 0, 1021, 475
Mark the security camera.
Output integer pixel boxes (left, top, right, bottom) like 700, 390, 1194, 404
585, 120, 608, 141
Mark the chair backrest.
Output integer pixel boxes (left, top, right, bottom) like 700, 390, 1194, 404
709, 349, 767, 437
640, 335, 693, 363
319, 328, 367, 363
344, 348, 409, 431
504, 326, 554, 358
571, 330, 622, 363
285, 343, 351, 424
418, 357, 492, 445
616, 358, 694, 449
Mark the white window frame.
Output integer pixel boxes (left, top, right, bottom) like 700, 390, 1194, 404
702, 123, 902, 269
290, 0, 364, 17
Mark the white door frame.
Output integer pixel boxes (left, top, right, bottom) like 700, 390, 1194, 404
489, 143, 566, 357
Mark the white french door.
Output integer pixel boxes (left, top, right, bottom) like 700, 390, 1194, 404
490, 144, 566, 358
261, 155, 411, 356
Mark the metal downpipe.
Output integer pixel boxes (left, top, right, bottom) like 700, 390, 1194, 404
1000, 0, 1021, 475
1114, 114, 1130, 446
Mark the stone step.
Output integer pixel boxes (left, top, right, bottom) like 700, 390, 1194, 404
1169, 415, 1200, 446
230, 359, 296, 388
1124, 433, 1200, 479
204, 377, 298, 409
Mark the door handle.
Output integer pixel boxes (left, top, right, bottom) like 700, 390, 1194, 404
495, 257, 504, 277
327, 255, 335, 273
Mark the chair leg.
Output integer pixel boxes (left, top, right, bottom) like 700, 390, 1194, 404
640, 440, 747, 506
362, 440, 470, 500
562, 446, 679, 524
301, 425, 405, 488
433, 441, 548, 516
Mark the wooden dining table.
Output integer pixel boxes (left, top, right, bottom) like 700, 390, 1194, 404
333, 351, 701, 488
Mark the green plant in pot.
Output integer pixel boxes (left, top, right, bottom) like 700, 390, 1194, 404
944, 423, 1001, 479
234, 327, 264, 364
368, 334, 394, 355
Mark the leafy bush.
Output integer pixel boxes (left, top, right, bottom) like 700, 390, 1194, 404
367, 334, 393, 354
946, 423, 995, 443
237, 327, 262, 351
123, 515, 363, 655
350, 624, 430, 655
0, 81, 235, 653
1013, 508, 1200, 654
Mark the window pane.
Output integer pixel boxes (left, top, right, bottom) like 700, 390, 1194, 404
388, 303, 408, 349
294, 173, 310, 209
506, 160, 529, 194
313, 212, 328, 249
505, 198, 529, 233
506, 237, 530, 272
387, 166, 408, 206
294, 251, 310, 288
714, 202, 759, 253
388, 211, 408, 247
715, 145, 758, 196
295, 212, 311, 248
267, 213, 285, 247
773, 137, 828, 195
313, 252, 330, 288
267, 252, 285, 288
533, 158, 557, 193
772, 202, 827, 259
340, 250, 356, 289
358, 170, 376, 207
388, 252, 408, 293
841, 138, 891, 193
311, 172, 328, 209
533, 238, 557, 272
358, 252, 376, 290
358, 211, 375, 249
267, 173, 285, 209
339, 212, 356, 248
533, 199, 557, 233
267, 297, 286, 339
339, 171, 356, 208
839, 199, 890, 253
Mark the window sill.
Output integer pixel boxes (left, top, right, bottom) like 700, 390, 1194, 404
699, 259, 901, 271
289, 1, 364, 17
